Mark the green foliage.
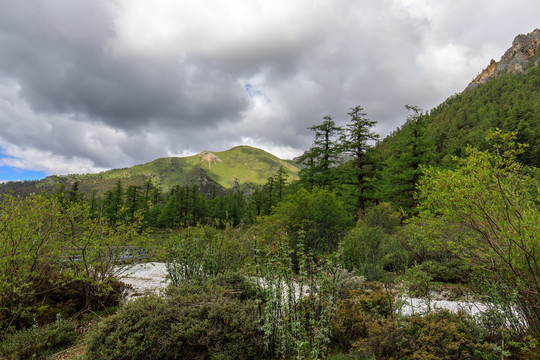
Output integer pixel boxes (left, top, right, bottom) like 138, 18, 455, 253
265, 187, 351, 254
0, 193, 148, 333
332, 282, 395, 351
333, 287, 530, 359
208, 190, 247, 226
340, 205, 406, 280
0, 316, 78, 360
0, 193, 67, 330
340, 226, 387, 281
399, 310, 503, 360
363, 202, 401, 234
83, 276, 264, 360
249, 166, 291, 218
418, 258, 470, 284
417, 130, 540, 337
166, 225, 255, 284
340, 105, 379, 220
255, 230, 342, 359
398, 265, 434, 314
377, 106, 434, 216
157, 185, 207, 228
298, 116, 343, 188
61, 202, 150, 311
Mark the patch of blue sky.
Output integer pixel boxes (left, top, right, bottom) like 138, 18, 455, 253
244, 82, 263, 98
0, 165, 46, 182
244, 82, 270, 103
0, 153, 46, 182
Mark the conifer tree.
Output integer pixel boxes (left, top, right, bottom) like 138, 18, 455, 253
103, 180, 124, 223
125, 185, 144, 221
299, 115, 342, 188
381, 105, 432, 215
341, 106, 378, 221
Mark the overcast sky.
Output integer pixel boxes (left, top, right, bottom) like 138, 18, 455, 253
0, 0, 539, 181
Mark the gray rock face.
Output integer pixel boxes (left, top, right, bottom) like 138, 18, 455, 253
465, 28, 540, 91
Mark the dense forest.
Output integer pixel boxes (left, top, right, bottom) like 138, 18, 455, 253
1, 49, 540, 359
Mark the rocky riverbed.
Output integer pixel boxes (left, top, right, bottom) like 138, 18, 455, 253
118, 262, 491, 317
118, 262, 170, 297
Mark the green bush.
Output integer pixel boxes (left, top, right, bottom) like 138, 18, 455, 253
340, 225, 407, 281
398, 310, 498, 360
166, 225, 255, 284
347, 308, 503, 360
418, 258, 470, 284
363, 202, 401, 235
261, 187, 351, 254
332, 287, 513, 359
332, 282, 395, 351
0, 193, 147, 332
0, 316, 78, 360
83, 275, 264, 360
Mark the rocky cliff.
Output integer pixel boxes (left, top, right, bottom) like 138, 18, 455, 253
466, 28, 540, 91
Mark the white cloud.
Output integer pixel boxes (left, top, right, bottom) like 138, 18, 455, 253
0, 0, 539, 175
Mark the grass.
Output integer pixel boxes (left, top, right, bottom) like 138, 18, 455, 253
1, 146, 300, 197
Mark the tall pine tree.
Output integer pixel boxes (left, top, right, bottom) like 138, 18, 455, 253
341, 106, 379, 221
380, 105, 432, 215
299, 115, 342, 188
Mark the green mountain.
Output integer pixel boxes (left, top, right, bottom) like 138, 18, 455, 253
371, 28, 540, 214
0, 146, 300, 197
377, 28, 540, 169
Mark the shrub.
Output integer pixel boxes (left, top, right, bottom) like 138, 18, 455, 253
83, 276, 264, 360
255, 229, 342, 359
0, 193, 147, 333
363, 202, 401, 235
28, 268, 127, 326
333, 268, 366, 300
333, 288, 508, 359
0, 316, 77, 360
166, 224, 255, 284
261, 187, 351, 254
340, 225, 407, 281
418, 258, 470, 284
332, 282, 395, 351
347, 309, 502, 360
398, 310, 498, 360
0, 194, 67, 330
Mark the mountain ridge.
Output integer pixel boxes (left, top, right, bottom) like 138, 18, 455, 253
0, 145, 300, 197
466, 28, 540, 91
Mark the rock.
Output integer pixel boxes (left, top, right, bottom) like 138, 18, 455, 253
465, 28, 540, 91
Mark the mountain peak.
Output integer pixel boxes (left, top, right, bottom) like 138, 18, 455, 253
466, 28, 540, 91
196, 151, 222, 169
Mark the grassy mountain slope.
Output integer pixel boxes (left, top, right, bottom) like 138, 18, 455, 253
0, 146, 300, 197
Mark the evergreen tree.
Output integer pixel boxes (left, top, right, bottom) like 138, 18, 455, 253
273, 166, 288, 203
68, 180, 84, 203
380, 105, 432, 215
125, 185, 145, 221
88, 190, 100, 218
103, 180, 124, 223
299, 116, 342, 188
340, 106, 379, 221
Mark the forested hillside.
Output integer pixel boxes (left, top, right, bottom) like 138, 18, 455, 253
371, 39, 540, 214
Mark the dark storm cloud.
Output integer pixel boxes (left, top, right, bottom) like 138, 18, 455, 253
0, 1, 249, 131
0, 0, 539, 174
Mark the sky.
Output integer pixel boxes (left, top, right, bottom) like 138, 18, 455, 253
0, 0, 539, 182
